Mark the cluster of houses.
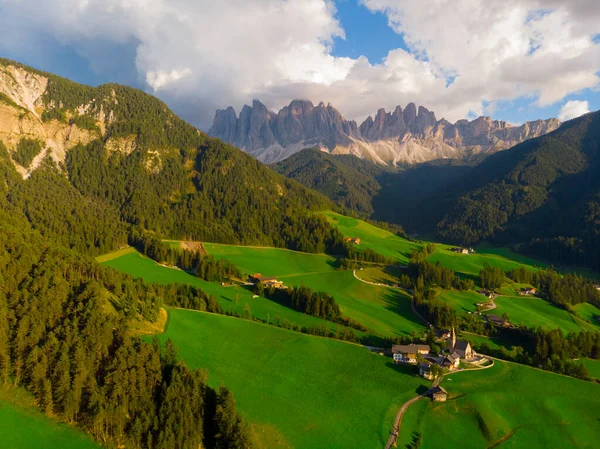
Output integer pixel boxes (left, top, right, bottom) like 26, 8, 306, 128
345, 237, 361, 245
392, 329, 474, 377
450, 247, 475, 255
519, 287, 537, 296
248, 273, 285, 289
391, 329, 476, 402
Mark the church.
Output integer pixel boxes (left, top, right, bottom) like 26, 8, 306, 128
450, 328, 475, 360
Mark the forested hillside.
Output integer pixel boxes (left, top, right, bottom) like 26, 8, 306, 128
273, 148, 474, 228
0, 58, 346, 255
434, 111, 600, 269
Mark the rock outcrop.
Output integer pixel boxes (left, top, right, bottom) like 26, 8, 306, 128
209, 100, 561, 164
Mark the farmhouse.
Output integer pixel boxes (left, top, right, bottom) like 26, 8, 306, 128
519, 287, 537, 295
429, 386, 448, 402
477, 289, 493, 299
442, 352, 460, 369
451, 247, 469, 254
249, 273, 263, 284
345, 237, 361, 245
594, 284, 600, 291
487, 314, 508, 327
392, 344, 430, 364
262, 277, 285, 288
419, 363, 434, 380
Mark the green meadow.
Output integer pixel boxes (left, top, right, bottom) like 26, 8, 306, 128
282, 270, 425, 337
485, 295, 598, 333
581, 358, 600, 380
99, 251, 357, 337
572, 302, 600, 327
202, 244, 425, 337
323, 211, 421, 264
437, 290, 483, 314
159, 308, 427, 449
203, 243, 336, 277
398, 360, 600, 449
427, 244, 542, 279
0, 401, 101, 449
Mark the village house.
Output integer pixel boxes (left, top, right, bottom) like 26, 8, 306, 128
594, 284, 600, 291
429, 386, 448, 402
442, 352, 460, 369
345, 237, 361, 245
249, 273, 263, 284
392, 344, 430, 364
419, 363, 434, 380
487, 314, 508, 327
477, 289, 493, 299
262, 277, 285, 288
519, 287, 537, 295
451, 247, 470, 254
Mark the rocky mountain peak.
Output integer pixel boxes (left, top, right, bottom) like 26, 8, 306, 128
209, 99, 561, 165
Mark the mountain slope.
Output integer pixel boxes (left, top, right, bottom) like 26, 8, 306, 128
273, 148, 475, 227
0, 58, 348, 255
434, 110, 600, 269
209, 99, 560, 164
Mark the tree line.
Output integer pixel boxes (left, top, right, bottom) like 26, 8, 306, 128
0, 211, 252, 449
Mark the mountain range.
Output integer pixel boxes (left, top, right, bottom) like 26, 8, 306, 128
209, 99, 560, 164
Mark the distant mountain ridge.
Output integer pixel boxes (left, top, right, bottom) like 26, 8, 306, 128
209, 99, 560, 164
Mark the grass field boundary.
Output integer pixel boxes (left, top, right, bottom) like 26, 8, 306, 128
95, 246, 136, 263
166, 306, 369, 349
167, 240, 335, 258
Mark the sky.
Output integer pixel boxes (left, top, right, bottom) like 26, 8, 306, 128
0, 0, 599, 130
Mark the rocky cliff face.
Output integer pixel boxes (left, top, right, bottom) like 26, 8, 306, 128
209, 100, 561, 165
0, 63, 105, 178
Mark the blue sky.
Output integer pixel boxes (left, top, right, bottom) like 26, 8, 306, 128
0, 0, 599, 129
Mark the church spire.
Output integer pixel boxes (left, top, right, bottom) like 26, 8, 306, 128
451, 326, 456, 350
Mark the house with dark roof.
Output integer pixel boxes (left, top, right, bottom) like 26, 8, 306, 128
419, 363, 434, 380
429, 386, 448, 402
392, 344, 430, 364
442, 352, 460, 369
487, 314, 507, 327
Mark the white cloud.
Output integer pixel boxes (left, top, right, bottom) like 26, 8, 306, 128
147, 68, 192, 91
0, 0, 599, 129
558, 100, 590, 121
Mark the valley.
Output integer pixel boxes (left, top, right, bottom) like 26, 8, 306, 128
0, 54, 599, 449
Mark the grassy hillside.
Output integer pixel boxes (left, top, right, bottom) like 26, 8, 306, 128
203, 243, 336, 276
398, 360, 600, 449
201, 242, 425, 337
159, 309, 427, 449
484, 296, 599, 333
0, 401, 102, 449
99, 250, 358, 336
581, 358, 600, 380
323, 211, 420, 263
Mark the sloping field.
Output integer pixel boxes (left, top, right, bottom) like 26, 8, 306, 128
160, 309, 427, 449
323, 211, 421, 264
203, 243, 336, 276
201, 244, 425, 338
437, 290, 483, 314
282, 270, 425, 337
397, 360, 600, 449
485, 296, 598, 333
582, 358, 600, 380
99, 251, 357, 336
427, 244, 541, 279
573, 302, 600, 328
0, 401, 101, 449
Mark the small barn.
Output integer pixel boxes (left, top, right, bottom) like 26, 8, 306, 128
429, 386, 448, 402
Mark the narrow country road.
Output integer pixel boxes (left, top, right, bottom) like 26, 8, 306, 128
384, 378, 441, 449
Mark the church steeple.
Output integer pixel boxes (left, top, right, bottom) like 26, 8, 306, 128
451, 326, 456, 351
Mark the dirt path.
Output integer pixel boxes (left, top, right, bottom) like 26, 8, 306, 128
384, 378, 441, 449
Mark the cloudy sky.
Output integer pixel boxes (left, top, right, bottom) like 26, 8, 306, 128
1, 0, 599, 129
